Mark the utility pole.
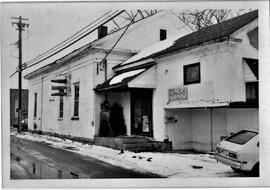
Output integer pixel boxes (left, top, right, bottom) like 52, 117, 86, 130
11, 16, 29, 133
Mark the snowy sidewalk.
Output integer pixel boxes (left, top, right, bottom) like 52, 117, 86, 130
11, 131, 239, 178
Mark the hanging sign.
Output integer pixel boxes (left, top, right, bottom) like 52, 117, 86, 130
168, 87, 188, 101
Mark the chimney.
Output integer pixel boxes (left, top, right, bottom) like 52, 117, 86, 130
98, 25, 108, 39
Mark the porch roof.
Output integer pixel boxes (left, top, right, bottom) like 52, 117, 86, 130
94, 66, 156, 92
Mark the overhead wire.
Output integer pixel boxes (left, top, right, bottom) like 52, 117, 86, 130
24, 10, 114, 65
10, 10, 125, 78
23, 10, 124, 69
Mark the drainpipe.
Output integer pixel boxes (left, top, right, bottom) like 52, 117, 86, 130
40, 76, 44, 132
210, 107, 213, 152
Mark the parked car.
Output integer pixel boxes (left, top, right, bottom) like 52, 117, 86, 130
215, 129, 259, 176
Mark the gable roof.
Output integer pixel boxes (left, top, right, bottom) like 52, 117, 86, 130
114, 10, 258, 69
25, 10, 183, 79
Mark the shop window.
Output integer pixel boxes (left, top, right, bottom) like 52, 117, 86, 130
59, 96, 64, 118
160, 29, 167, 41
73, 83, 80, 118
246, 82, 258, 103
34, 93, 37, 117
183, 63, 201, 85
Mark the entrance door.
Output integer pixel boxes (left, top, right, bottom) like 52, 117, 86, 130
131, 89, 153, 137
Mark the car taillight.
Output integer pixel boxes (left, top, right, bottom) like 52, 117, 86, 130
228, 152, 237, 159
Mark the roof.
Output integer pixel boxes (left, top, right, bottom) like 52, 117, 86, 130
94, 66, 151, 92
24, 11, 162, 79
114, 10, 258, 68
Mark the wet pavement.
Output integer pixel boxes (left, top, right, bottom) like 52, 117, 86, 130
10, 135, 162, 179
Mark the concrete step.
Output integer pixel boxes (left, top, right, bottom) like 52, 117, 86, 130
120, 137, 151, 144
123, 142, 154, 152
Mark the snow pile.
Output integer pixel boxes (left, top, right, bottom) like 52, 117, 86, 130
12, 132, 236, 178
109, 69, 145, 85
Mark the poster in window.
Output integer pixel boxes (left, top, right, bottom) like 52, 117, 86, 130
142, 115, 150, 132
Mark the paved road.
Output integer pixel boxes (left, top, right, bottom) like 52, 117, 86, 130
10, 135, 162, 179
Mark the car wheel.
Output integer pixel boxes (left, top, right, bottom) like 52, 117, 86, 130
231, 167, 243, 173
250, 162, 259, 177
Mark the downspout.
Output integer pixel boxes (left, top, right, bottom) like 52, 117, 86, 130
40, 76, 44, 132
210, 107, 213, 152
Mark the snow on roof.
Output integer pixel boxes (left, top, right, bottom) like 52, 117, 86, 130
120, 33, 184, 66
118, 10, 258, 68
109, 68, 145, 85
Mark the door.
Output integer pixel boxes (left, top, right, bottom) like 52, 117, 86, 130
131, 89, 153, 137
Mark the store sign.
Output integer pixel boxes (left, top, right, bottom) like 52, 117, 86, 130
168, 87, 188, 101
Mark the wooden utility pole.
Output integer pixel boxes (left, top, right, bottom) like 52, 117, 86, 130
11, 16, 29, 133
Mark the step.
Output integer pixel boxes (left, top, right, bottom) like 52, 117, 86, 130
123, 142, 153, 149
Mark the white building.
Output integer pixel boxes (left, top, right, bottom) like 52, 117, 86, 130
95, 10, 258, 152
24, 11, 191, 145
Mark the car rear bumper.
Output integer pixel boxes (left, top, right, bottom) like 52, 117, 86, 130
215, 154, 242, 169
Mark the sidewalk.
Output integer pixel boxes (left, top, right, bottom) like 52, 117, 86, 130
11, 131, 239, 178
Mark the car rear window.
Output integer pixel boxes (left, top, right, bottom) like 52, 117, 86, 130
225, 130, 258, 145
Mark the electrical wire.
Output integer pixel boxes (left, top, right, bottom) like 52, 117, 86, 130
23, 10, 124, 69
10, 10, 125, 78
25, 11, 114, 65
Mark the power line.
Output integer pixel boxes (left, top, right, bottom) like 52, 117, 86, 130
10, 10, 125, 78
25, 11, 120, 67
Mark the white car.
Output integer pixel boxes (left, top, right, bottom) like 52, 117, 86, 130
215, 129, 259, 176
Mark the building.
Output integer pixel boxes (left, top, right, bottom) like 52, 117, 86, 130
10, 89, 29, 127
24, 11, 191, 144
95, 10, 258, 152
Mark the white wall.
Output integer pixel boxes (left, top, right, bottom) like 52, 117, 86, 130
165, 109, 192, 150
28, 54, 96, 139
165, 108, 258, 152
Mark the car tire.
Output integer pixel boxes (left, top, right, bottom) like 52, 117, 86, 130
250, 162, 259, 177
231, 167, 243, 173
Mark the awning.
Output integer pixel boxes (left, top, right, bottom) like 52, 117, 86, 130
94, 66, 156, 92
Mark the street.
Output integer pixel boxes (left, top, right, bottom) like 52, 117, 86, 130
10, 135, 162, 179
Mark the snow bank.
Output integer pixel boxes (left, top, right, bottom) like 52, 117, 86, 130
12, 132, 236, 178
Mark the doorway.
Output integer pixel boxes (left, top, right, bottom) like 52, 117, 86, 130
131, 89, 153, 137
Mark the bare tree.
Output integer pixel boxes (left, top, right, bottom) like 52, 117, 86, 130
174, 9, 249, 31
110, 10, 159, 32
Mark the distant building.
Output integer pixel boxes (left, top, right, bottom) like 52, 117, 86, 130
10, 89, 29, 127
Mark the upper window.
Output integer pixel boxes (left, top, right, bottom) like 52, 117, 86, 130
246, 82, 258, 102
160, 29, 167, 41
59, 96, 64, 118
34, 93, 37, 117
73, 83, 80, 117
183, 63, 201, 85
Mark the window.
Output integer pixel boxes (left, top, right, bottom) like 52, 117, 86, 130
34, 93, 37, 117
59, 96, 64, 118
183, 63, 201, 85
160, 29, 167, 41
73, 83, 80, 117
225, 130, 258, 145
246, 82, 258, 102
